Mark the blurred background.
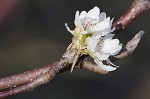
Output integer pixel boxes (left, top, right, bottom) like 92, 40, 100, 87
0, 0, 150, 99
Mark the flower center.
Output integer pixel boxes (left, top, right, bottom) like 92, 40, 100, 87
83, 19, 93, 30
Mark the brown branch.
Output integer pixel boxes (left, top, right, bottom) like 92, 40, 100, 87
0, 65, 51, 90
0, 47, 77, 98
0, 57, 68, 98
0, 29, 144, 98
110, 30, 145, 62
81, 61, 107, 75
0, 29, 145, 98
0, 73, 52, 98
0, 48, 77, 91
0, 29, 144, 93
0, 0, 149, 98
112, 0, 150, 33
1, 0, 148, 91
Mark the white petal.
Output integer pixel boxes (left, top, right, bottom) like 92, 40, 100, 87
92, 32, 102, 37
99, 12, 106, 22
92, 31, 108, 37
92, 17, 111, 32
87, 6, 100, 21
103, 34, 115, 40
95, 52, 109, 61
111, 43, 122, 55
80, 11, 87, 19
106, 59, 119, 67
111, 17, 114, 23
86, 37, 97, 52
102, 39, 122, 54
103, 39, 118, 49
81, 31, 89, 34
109, 27, 116, 33
74, 11, 82, 27
112, 39, 120, 45
92, 17, 115, 35
94, 59, 117, 71
106, 17, 115, 33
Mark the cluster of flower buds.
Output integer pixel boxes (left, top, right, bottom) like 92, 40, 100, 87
65, 6, 122, 72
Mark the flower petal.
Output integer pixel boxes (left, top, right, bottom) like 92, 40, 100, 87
81, 31, 89, 34
87, 6, 100, 21
95, 52, 109, 60
102, 39, 122, 54
74, 11, 82, 27
111, 43, 122, 55
94, 59, 117, 71
99, 12, 106, 22
92, 17, 111, 32
103, 34, 115, 40
86, 37, 97, 52
92, 30, 109, 37
80, 11, 87, 19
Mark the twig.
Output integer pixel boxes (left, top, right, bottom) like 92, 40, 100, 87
1, 0, 149, 90
0, 48, 77, 91
112, 0, 150, 33
0, 29, 145, 97
0, 0, 149, 98
0, 58, 68, 98
110, 30, 145, 62
81, 61, 107, 75
0, 65, 51, 90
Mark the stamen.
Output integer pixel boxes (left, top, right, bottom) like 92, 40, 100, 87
83, 19, 93, 30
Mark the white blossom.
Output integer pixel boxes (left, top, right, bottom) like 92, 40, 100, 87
65, 6, 115, 35
94, 59, 117, 71
65, 6, 122, 72
86, 33, 122, 71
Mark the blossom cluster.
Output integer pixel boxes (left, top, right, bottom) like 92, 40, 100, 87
65, 6, 122, 72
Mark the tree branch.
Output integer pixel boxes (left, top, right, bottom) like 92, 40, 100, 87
0, 65, 51, 90
112, 0, 150, 33
110, 30, 145, 62
0, 0, 149, 98
0, 57, 68, 98
0, 29, 145, 98
81, 61, 107, 74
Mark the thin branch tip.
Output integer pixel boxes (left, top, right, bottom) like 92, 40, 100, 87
136, 0, 150, 4
139, 30, 145, 35
134, 30, 145, 40
126, 31, 144, 52
136, 0, 150, 10
110, 30, 145, 62
136, 0, 150, 3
